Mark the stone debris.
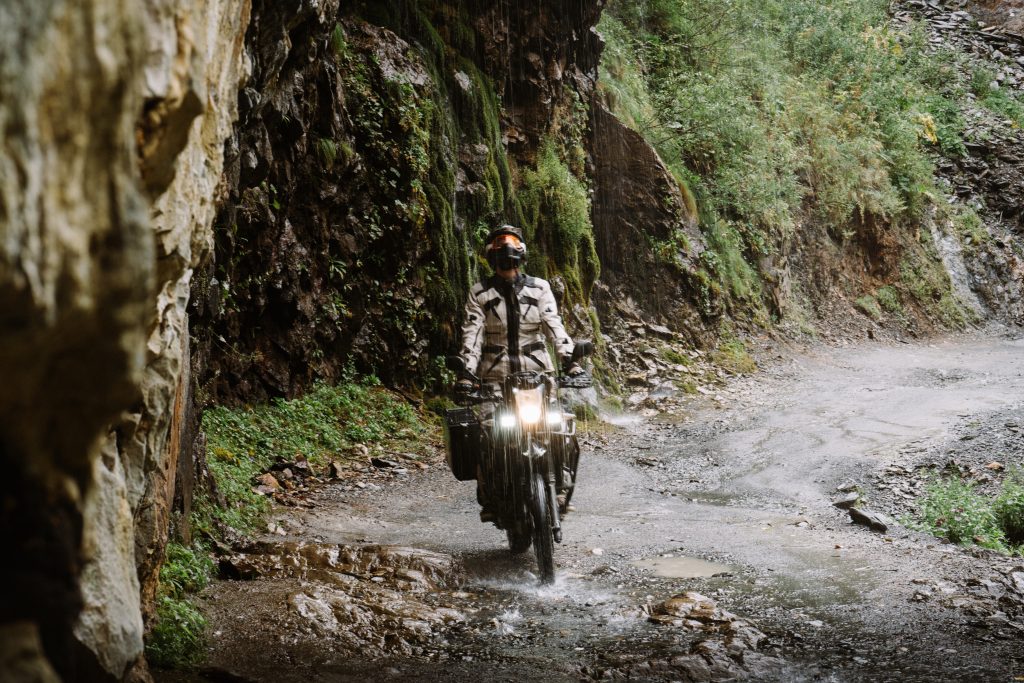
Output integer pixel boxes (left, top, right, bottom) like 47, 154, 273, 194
648, 592, 766, 651
832, 492, 861, 509
254, 473, 281, 495
848, 507, 893, 532
218, 541, 465, 658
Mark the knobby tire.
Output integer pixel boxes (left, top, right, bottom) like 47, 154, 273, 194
531, 468, 556, 583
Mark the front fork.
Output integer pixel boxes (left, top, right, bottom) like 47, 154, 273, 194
530, 437, 562, 544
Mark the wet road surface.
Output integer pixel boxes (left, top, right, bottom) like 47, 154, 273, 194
183, 334, 1024, 681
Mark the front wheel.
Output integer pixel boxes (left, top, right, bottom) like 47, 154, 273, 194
530, 469, 556, 583
506, 528, 532, 555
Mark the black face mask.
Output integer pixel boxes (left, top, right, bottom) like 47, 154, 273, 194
490, 244, 525, 271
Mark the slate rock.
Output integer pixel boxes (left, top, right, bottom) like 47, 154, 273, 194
832, 492, 861, 510
849, 507, 892, 532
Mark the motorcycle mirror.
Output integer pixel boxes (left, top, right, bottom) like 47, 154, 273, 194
571, 340, 595, 362
446, 355, 466, 373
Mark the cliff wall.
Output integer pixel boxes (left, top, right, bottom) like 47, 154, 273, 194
0, 0, 250, 679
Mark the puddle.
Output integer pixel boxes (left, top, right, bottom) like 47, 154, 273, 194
633, 555, 733, 578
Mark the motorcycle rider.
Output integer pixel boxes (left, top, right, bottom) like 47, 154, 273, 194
456, 225, 585, 522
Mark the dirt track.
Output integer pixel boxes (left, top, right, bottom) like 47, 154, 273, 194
169, 332, 1024, 682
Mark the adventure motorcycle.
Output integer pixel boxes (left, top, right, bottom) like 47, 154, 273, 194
444, 342, 594, 583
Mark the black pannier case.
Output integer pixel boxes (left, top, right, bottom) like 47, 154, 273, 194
444, 407, 480, 481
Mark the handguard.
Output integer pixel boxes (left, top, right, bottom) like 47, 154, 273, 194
559, 371, 593, 389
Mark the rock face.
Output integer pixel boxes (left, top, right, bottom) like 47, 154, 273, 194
473, 0, 606, 158
0, 0, 250, 679
0, 0, 151, 678
589, 100, 713, 344
192, 0, 607, 403
894, 0, 1024, 325
76, 0, 253, 679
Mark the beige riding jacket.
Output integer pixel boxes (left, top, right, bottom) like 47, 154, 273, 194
459, 274, 574, 383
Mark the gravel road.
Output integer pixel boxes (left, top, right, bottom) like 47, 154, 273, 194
169, 333, 1024, 682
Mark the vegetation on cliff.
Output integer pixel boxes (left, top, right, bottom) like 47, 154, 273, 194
597, 0, 1013, 327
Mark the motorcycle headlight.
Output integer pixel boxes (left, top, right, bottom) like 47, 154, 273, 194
498, 412, 517, 429
546, 410, 564, 427
514, 387, 544, 425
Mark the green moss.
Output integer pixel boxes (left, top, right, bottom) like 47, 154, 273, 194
659, 346, 691, 366
951, 205, 988, 252
516, 140, 600, 304
701, 219, 763, 315
674, 377, 699, 394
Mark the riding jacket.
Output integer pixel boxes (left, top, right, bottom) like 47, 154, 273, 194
459, 273, 575, 383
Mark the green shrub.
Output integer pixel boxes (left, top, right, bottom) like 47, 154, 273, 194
875, 286, 902, 314
994, 471, 1024, 546
147, 596, 208, 669
145, 542, 215, 669
598, 0, 982, 318
970, 65, 997, 97
914, 476, 1006, 550
159, 542, 214, 597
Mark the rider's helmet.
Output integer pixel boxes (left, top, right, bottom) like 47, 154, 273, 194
485, 225, 527, 271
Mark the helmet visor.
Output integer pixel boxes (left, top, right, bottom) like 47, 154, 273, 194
488, 234, 523, 251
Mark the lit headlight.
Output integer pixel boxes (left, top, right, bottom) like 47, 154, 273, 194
546, 411, 564, 427
514, 387, 544, 425
498, 413, 517, 429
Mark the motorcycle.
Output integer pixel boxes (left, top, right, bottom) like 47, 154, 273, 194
444, 342, 594, 583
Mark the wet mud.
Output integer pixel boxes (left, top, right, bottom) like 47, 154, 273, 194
161, 332, 1024, 682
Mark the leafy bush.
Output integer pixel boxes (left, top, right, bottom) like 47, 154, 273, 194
145, 542, 215, 668
914, 476, 1006, 549
159, 542, 214, 597
598, 0, 978, 318
875, 286, 902, 314
147, 596, 208, 669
